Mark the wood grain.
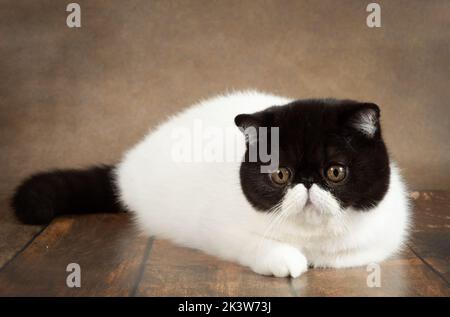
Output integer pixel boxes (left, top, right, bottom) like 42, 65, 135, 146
0, 200, 44, 269
409, 191, 450, 283
0, 191, 448, 296
0, 214, 150, 296
135, 239, 293, 296
291, 248, 449, 296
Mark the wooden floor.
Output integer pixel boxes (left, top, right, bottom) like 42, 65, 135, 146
0, 191, 448, 296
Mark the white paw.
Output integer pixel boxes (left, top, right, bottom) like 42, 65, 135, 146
252, 245, 308, 278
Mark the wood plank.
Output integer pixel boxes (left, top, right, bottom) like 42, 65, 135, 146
0, 200, 44, 269
0, 191, 448, 296
291, 248, 449, 296
140, 240, 449, 297
0, 214, 150, 296
409, 191, 450, 283
136, 239, 293, 296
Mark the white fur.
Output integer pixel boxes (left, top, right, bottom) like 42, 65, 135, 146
115, 91, 411, 278
352, 109, 378, 137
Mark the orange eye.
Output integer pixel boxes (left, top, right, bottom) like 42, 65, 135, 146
270, 168, 291, 185
326, 165, 347, 183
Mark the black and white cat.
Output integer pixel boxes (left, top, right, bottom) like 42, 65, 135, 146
13, 91, 411, 278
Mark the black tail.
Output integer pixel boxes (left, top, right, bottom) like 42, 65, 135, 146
11, 165, 123, 225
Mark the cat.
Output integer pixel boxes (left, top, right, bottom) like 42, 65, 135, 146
12, 90, 411, 278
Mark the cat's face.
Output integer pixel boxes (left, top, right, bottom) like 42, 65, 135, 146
235, 99, 390, 216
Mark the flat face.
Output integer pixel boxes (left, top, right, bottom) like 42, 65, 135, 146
237, 99, 390, 212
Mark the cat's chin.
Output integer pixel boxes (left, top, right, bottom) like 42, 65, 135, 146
282, 204, 329, 229
304, 197, 313, 209
278, 198, 331, 227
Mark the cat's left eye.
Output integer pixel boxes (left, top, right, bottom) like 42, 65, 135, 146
270, 168, 291, 186
325, 165, 347, 183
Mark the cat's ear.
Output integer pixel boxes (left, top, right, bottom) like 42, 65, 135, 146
234, 112, 268, 145
345, 103, 380, 138
234, 113, 264, 131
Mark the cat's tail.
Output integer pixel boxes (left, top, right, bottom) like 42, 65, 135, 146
11, 165, 123, 225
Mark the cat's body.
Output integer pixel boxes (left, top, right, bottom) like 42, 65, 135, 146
13, 91, 411, 278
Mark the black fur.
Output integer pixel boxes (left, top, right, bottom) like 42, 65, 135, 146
12, 165, 122, 225
235, 99, 390, 211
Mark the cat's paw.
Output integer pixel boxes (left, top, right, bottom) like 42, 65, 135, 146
252, 244, 308, 278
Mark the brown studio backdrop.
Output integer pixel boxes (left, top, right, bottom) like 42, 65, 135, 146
1, 0, 449, 226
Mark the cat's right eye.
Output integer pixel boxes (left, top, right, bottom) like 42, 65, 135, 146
325, 165, 347, 183
270, 168, 291, 186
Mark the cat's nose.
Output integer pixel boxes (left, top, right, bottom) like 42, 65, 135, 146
301, 177, 314, 189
